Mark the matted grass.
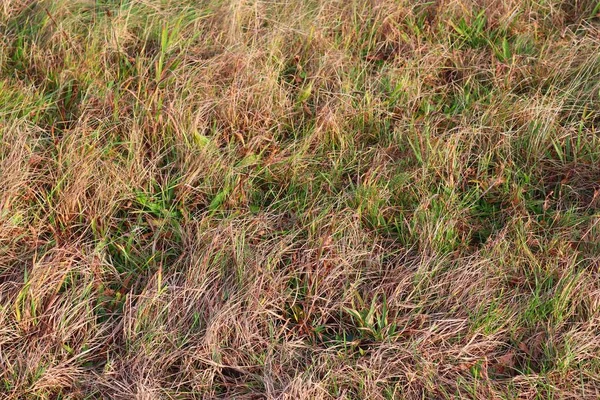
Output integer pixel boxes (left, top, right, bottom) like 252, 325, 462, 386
1, 0, 600, 398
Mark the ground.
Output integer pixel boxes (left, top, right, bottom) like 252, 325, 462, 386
1, 0, 600, 398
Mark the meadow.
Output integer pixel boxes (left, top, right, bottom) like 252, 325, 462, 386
1, 0, 600, 398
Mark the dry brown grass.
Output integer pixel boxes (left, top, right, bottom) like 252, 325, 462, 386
1, 0, 600, 398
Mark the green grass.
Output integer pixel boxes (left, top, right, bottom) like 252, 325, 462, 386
1, 0, 600, 398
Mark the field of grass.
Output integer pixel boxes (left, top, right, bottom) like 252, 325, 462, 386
1, 0, 600, 398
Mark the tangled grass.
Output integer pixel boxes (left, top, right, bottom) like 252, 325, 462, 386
1, 0, 600, 398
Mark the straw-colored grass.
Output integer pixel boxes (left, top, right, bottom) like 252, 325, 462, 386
1, 0, 600, 398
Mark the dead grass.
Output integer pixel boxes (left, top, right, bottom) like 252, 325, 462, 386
1, 0, 600, 398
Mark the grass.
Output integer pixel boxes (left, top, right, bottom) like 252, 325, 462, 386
1, 0, 600, 398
